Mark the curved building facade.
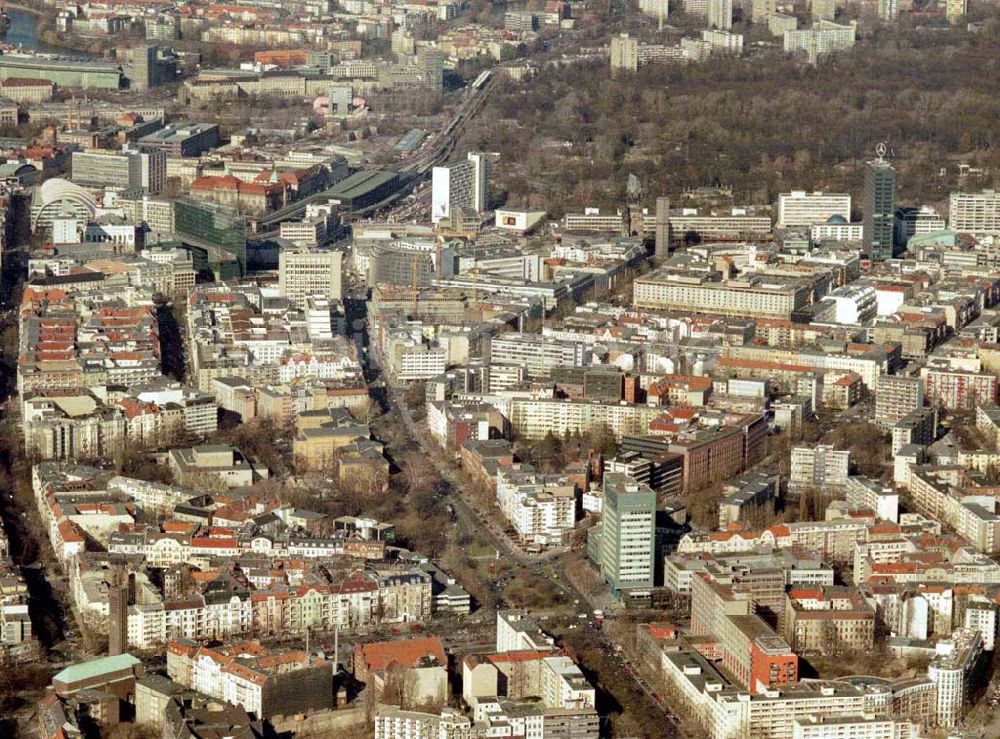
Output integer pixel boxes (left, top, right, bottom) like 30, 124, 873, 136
30, 178, 98, 230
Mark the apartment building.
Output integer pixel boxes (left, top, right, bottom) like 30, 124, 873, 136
22, 396, 127, 461
945, 0, 968, 21
948, 190, 1000, 235
384, 334, 448, 382
678, 517, 871, 562
278, 247, 343, 305
187, 284, 361, 390
690, 574, 798, 694
891, 407, 938, 455
427, 401, 503, 452
127, 569, 432, 649
707, 0, 733, 29
778, 191, 851, 228
106, 477, 193, 520
821, 284, 876, 325
378, 700, 598, 739
789, 446, 850, 493
647, 373, 712, 406
976, 404, 1000, 449
19, 289, 161, 396
782, 587, 875, 656
496, 465, 576, 548
699, 28, 745, 54
167, 641, 333, 719
375, 707, 473, 739
355, 636, 448, 706
844, 476, 899, 522
496, 610, 557, 654
874, 375, 924, 429
922, 365, 997, 410
609, 33, 639, 71
927, 627, 986, 727
660, 643, 876, 739
792, 716, 919, 739
463, 648, 596, 714
783, 20, 857, 56
488, 333, 589, 379
639, 0, 670, 17
0, 531, 39, 663
905, 466, 1000, 553
963, 601, 998, 651
751, 0, 777, 21
508, 398, 663, 441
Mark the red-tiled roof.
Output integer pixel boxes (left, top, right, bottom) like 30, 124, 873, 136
357, 637, 445, 672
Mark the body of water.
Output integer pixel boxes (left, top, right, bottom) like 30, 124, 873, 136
5, 8, 50, 51
5, 8, 84, 54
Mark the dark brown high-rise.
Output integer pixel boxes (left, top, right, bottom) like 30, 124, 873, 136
108, 569, 129, 656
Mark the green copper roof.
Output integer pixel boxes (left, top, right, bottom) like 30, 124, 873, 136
53, 654, 140, 685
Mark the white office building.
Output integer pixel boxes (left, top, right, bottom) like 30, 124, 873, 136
778, 191, 851, 228
811, 218, 864, 243
823, 284, 877, 325
279, 217, 328, 248
278, 247, 343, 305
431, 152, 488, 223
71, 148, 167, 194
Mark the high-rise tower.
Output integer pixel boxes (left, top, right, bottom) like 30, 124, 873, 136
863, 150, 896, 261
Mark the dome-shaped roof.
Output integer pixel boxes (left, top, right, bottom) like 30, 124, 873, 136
826, 214, 848, 224
37, 177, 97, 209
32, 178, 97, 230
